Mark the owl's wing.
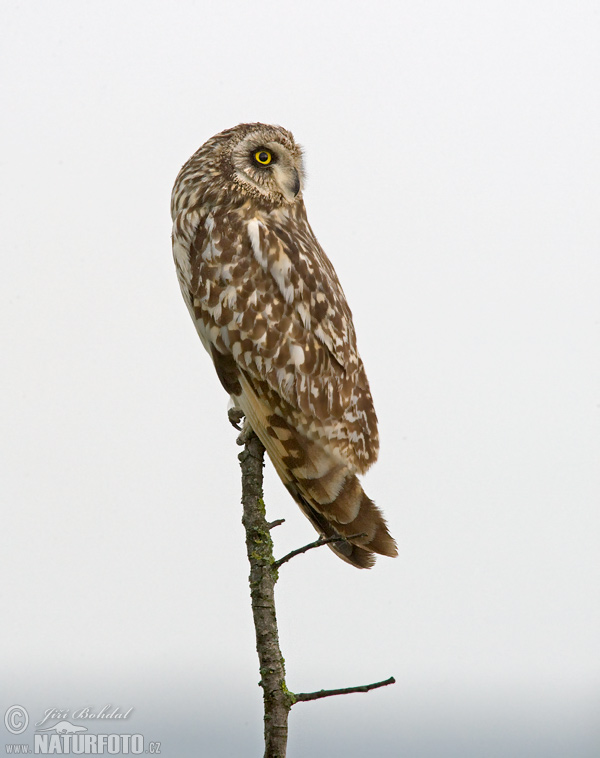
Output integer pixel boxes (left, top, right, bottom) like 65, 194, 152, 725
245, 210, 374, 417
253, 212, 358, 374
176, 206, 396, 567
183, 205, 377, 470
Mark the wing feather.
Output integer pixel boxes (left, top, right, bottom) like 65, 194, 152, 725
180, 202, 378, 472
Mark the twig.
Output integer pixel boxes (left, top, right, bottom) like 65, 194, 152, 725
267, 518, 286, 530
239, 431, 293, 758
274, 532, 367, 569
294, 676, 396, 703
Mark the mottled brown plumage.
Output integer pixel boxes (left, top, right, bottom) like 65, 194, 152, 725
171, 123, 397, 567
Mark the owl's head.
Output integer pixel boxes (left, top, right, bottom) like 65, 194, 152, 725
173, 123, 305, 214
229, 123, 304, 205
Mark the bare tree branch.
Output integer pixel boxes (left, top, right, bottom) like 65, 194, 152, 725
274, 532, 368, 570
237, 425, 395, 756
294, 676, 396, 703
239, 431, 292, 758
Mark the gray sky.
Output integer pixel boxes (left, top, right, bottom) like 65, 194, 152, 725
1, 1, 599, 756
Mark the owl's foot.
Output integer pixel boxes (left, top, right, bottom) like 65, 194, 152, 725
228, 406, 245, 430
236, 422, 253, 446
236, 418, 257, 446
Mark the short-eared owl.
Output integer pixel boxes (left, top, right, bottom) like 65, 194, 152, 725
171, 123, 397, 568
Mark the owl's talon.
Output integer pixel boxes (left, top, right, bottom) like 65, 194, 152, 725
228, 407, 245, 430
236, 418, 255, 446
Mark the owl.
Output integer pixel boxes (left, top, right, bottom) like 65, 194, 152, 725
171, 123, 397, 568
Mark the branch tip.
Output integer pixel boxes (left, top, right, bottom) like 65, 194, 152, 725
293, 676, 396, 704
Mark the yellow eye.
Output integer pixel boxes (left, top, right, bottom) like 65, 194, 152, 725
254, 149, 272, 165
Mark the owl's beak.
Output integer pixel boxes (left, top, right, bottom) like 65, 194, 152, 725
290, 168, 301, 197
276, 165, 302, 202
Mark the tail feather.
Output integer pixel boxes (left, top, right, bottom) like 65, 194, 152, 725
235, 371, 398, 569
287, 490, 378, 569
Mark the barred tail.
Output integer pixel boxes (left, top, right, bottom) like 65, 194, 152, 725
233, 370, 397, 569
286, 469, 398, 569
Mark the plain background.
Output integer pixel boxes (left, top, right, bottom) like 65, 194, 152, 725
1, 1, 599, 756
